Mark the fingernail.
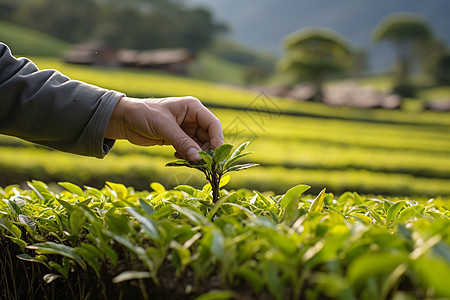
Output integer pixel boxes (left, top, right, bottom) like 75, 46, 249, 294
187, 147, 201, 162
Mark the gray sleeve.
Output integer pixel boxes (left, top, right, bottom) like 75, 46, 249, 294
0, 43, 125, 158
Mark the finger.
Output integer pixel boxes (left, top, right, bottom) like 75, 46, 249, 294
207, 120, 224, 150
127, 131, 165, 147
160, 118, 202, 162
196, 127, 210, 144
194, 104, 224, 149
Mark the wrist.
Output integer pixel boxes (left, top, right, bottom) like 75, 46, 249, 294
105, 96, 128, 139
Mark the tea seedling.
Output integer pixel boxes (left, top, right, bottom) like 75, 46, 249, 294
166, 141, 258, 202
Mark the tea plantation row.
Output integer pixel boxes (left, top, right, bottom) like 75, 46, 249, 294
1, 180, 449, 299
1, 57, 449, 196
1, 103, 450, 196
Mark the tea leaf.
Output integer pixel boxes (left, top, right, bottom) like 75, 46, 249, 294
6, 235, 27, 251
198, 151, 213, 167
0, 217, 22, 238
280, 184, 310, 209
225, 163, 259, 173
223, 152, 252, 170
213, 144, 233, 164
309, 188, 326, 213
18, 214, 36, 231
126, 207, 161, 242
69, 207, 86, 237
43, 273, 63, 284
139, 198, 155, 216
219, 175, 231, 188
74, 246, 101, 277
231, 141, 250, 159
194, 290, 234, 300
171, 204, 208, 225
412, 257, 450, 298
206, 192, 237, 220
106, 182, 128, 199
59, 182, 84, 197
112, 271, 152, 283
16, 253, 49, 268
27, 242, 86, 269
166, 160, 195, 168
386, 201, 406, 224
150, 182, 166, 193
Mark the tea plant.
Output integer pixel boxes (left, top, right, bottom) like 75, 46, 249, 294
1, 178, 449, 300
166, 141, 258, 203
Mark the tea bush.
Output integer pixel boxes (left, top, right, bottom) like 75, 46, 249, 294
1, 179, 449, 299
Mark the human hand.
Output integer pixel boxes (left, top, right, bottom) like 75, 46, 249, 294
105, 96, 224, 162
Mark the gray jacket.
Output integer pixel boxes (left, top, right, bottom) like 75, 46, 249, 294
0, 43, 124, 158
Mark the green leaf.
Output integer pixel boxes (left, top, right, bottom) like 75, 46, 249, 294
194, 290, 234, 300
198, 151, 213, 166
362, 205, 385, 225
74, 246, 101, 277
223, 152, 252, 170
398, 205, 419, 222
150, 182, 166, 193
16, 253, 49, 268
233, 266, 265, 292
171, 204, 208, 225
264, 262, 284, 300
43, 273, 63, 284
6, 235, 27, 251
386, 201, 406, 224
69, 207, 86, 236
351, 213, 373, 225
413, 257, 450, 298
206, 192, 237, 220
139, 198, 155, 216
6, 199, 22, 216
27, 242, 86, 269
309, 188, 326, 213
58, 182, 84, 197
209, 229, 226, 261
219, 175, 231, 188
106, 181, 128, 199
126, 207, 161, 242
230, 141, 250, 159
112, 271, 152, 283
56, 199, 74, 213
0, 217, 22, 238
27, 180, 54, 202
18, 214, 36, 231
347, 253, 407, 286
213, 144, 234, 164
223, 203, 256, 219
105, 208, 131, 236
225, 163, 259, 173
174, 185, 199, 197
280, 184, 310, 209
165, 160, 195, 168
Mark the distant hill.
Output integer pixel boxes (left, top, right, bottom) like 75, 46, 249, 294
186, 0, 450, 73
0, 20, 70, 56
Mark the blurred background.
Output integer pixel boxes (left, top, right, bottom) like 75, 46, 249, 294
1, 0, 449, 197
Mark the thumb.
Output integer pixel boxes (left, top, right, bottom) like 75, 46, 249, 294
160, 120, 202, 162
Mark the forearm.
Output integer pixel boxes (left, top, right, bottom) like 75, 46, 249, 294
0, 43, 124, 158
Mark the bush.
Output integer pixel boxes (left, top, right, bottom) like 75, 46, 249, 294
1, 181, 449, 299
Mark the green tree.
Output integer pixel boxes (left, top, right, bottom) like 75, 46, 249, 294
13, 0, 99, 43
373, 13, 433, 96
279, 27, 353, 102
430, 51, 450, 85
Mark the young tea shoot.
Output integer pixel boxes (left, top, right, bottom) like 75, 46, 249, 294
166, 141, 258, 202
